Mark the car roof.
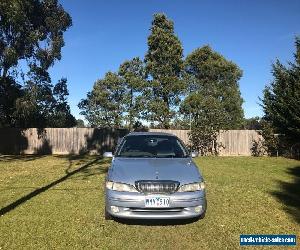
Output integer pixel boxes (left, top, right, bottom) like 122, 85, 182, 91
126, 131, 177, 137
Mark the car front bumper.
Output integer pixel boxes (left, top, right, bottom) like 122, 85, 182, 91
105, 189, 207, 219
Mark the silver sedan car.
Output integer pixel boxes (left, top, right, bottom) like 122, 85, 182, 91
104, 132, 207, 220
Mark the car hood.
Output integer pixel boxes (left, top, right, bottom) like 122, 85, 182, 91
108, 157, 202, 186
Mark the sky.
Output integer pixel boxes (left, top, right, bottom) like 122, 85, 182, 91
49, 0, 300, 120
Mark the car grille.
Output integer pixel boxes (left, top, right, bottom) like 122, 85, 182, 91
135, 180, 180, 194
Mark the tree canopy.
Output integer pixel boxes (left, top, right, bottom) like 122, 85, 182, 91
180, 46, 244, 153
78, 72, 126, 128
118, 57, 146, 129
79, 13, 244, 135
261, 37, 300, 147
182, 45, 244, 129
79, 14, 186, 129
144, 13, 185, 128
0, 0, 75, 128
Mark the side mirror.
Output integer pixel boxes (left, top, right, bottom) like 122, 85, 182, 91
103, 152, 113, 158
191, 151, 197, 158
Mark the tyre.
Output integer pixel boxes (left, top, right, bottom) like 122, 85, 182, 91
199, 211, 206, 219
105, 207, 113, 220
199, 200, 207, 219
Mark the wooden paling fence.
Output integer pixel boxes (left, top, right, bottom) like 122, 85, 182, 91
0, 128, 262, 156
0, 128, 128, 155
149, 129, 263, 156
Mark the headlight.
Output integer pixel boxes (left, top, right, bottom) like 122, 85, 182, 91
106, 181, 138, 192
177, 182, 205, 192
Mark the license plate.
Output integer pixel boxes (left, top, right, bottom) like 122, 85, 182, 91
145, 197, 170, 207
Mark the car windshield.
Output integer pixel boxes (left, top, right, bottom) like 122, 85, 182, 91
116, 135, 189, 158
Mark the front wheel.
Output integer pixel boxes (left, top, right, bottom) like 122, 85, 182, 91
105, 207, 113, 220
199, 211, 206, 219
199, 200, 207, 219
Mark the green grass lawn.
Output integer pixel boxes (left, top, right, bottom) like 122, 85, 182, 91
0, 155, 299, 249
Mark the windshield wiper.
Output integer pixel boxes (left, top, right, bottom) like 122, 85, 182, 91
156, 155, 174, 158
117, 155, 153, 158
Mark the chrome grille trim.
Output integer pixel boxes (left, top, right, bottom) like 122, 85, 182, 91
135, 180, 180, 194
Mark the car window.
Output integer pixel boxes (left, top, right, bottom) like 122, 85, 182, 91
116, 135, 189, 158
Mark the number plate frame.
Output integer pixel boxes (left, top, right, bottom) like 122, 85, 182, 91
144, 197, 170, 208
